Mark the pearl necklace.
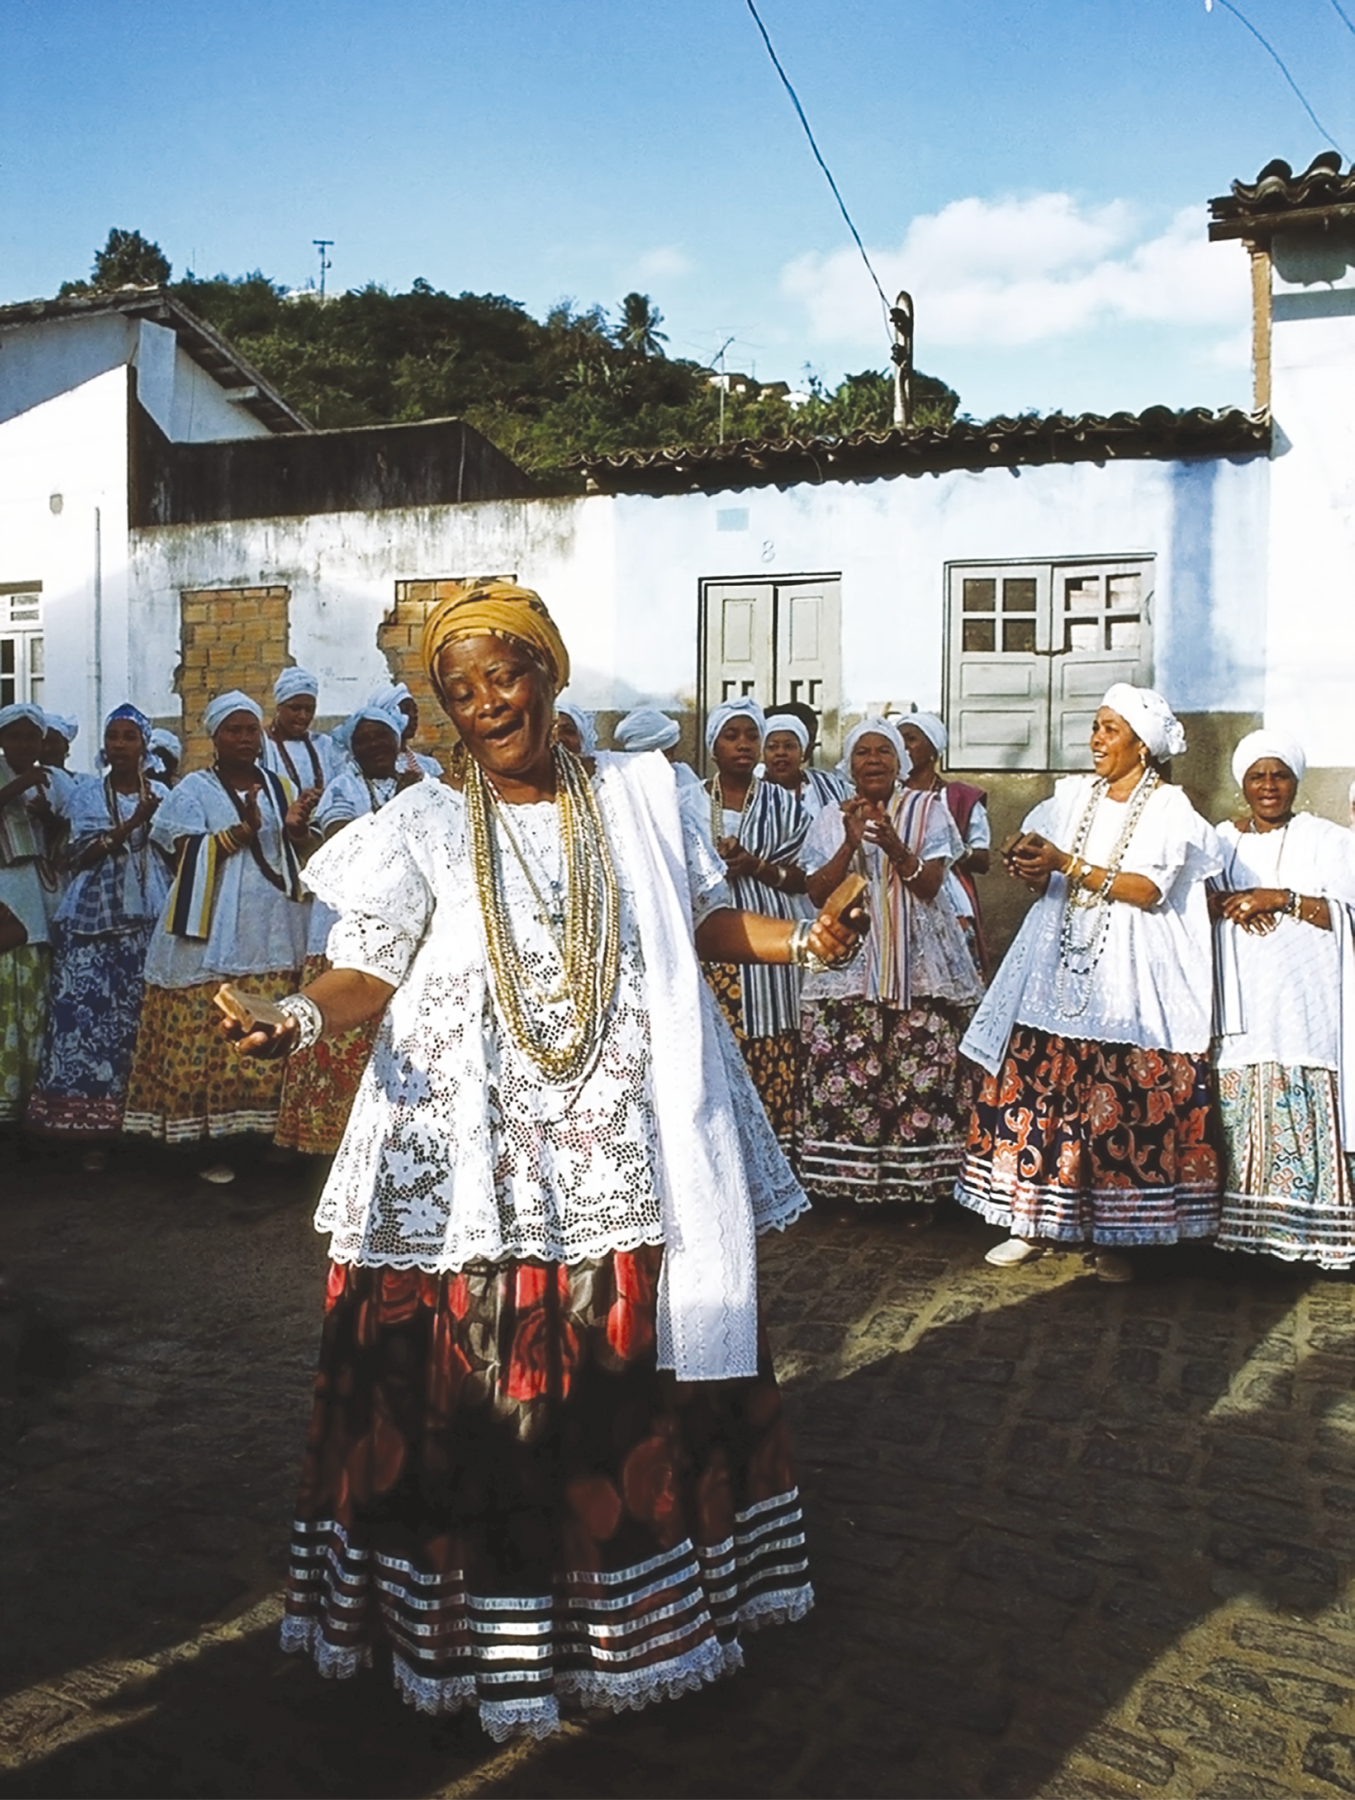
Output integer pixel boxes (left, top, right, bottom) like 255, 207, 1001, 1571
1055, 768, 1159, 1020
709, 771, 759, 845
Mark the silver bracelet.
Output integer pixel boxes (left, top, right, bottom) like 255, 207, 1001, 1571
277, 993, 324, 1053
787, 919, 814, 966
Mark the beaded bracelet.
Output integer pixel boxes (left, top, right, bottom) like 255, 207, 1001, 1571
1286, 888, 1303, 921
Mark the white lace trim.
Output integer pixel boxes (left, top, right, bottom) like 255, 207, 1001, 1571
279, 1614, 373, 1679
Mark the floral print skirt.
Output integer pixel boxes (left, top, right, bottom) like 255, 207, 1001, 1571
122, 970, 299, 1145
25, 923, 154, 1138
281, 1246, 812, 1742
796, 996, 977, 1204
0, 943, 50, 1124
1216, 1061, 1355, 1269
274, 955, 380, 1156
957, 1025, 1222, 1245
705, 961, 799, 1147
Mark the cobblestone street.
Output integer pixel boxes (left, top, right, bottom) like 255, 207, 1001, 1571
2, 1146, 1355, 1798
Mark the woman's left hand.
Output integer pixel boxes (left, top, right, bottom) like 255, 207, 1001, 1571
720, 842, 762, 882
1217, 887, 1286, 934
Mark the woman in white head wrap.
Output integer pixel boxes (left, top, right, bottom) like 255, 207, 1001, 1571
899, 712, 992, 975
25, 706, 171, 1165
1210, 729, 1355, 1268
0, 703, 59, 1124
273, 704, 414, 1161
798, 718, 982, 1214
121, 690, 313, 1181
554, 699, 598, 760
762, 709, 850, 824
365, 680, 443, 780
702, 696, 811, 1148
148, 729, 181, 785
263, 667, 343, 793
957, 684, 1223, 1280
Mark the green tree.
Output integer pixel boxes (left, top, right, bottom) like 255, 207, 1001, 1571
60, 228, 171, 296
615, 292, 668, 358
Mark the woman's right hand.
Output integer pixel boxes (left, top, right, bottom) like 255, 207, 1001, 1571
239, 789, 263, 839
216, 1009, 299, 1059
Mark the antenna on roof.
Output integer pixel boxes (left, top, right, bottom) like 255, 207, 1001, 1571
313, 239, 334, 302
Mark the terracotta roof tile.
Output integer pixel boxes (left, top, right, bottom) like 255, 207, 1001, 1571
575, 406, 1268, 496
1209, 151, 1355, 240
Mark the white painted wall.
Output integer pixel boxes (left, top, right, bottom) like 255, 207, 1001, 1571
0, 366, 131, 768
0, 309, 272, 443
1264, 228, 1355, 764
127, 451, 1269, 746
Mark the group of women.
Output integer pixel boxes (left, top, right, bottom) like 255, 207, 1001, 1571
6, 575, 1355, 1743
0, 670, 440, 1181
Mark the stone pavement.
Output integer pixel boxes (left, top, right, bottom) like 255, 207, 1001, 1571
2, 1144, 1355, 1797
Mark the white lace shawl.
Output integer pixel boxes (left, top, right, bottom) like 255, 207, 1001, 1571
301, 750, 805, 1382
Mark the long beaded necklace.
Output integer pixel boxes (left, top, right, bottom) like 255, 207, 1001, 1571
464, 744, 621, 1085
709, 770, 759, 845
1055, 768, 1159, 1020
103, 768, 153, 896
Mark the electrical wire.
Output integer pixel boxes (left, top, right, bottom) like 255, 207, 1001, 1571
1209, 0, 1347, 160
741, 0, 895, 345
1327, 0, 1355, 39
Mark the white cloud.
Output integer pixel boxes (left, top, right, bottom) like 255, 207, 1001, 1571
781, 195, 1250, 352
633, 244, 694, 282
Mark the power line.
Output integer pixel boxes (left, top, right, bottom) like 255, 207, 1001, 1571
741, 0, 894, 346
1208, 0, 1347, 160
1327, 0, 1355, 39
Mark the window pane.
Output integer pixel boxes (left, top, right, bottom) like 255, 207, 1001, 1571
963, 618, 996, 653
1107, 616, 1140, 651
1003, 618, 1036, 653
28, 637, 44, 675
1065, 619, 1098, 653
1064, 576, 1100, 612
11, 596, 40, 622
1002, 578, 1037, 612
962, 578, 996, 613
0, 641, 13, 675
1108, 574, 1140, 610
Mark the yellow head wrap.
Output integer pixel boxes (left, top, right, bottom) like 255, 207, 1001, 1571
421, 580, 570, 698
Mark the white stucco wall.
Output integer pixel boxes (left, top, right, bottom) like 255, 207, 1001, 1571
0, 309, 272, 444
0, 366, 131, 766
1264, 229, 1355, 764
126, 450, 1269, 741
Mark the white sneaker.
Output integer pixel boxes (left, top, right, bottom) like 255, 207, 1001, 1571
198, 1162, 236, 1186
1094, 1251, 1133, 1284
985, 1236, 1042, 1267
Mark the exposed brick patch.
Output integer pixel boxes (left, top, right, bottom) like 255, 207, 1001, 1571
176, 585, 290, 774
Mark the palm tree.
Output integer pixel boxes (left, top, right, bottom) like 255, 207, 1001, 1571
615, 292, 668, 359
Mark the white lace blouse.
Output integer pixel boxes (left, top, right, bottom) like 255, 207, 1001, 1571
304, 760, 807, 1283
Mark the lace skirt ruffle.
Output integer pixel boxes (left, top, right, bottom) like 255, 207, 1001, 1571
282, 1251, 813, 1738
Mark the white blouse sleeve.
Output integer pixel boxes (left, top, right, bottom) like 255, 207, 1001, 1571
303, 796, 436, 986
148, 775, 213, 853
679, 791, 734, 926
1121, 786, 1223, 900
802, 798, 847, 875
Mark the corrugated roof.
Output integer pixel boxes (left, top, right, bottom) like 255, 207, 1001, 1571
1209, 151, 1355, 241
574, 406, 1269, 496
0, 287, 311, 434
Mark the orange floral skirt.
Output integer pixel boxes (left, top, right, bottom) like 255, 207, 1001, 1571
122, 970, 298, 1145
956, 1025, 1222, 1245
281, 1247, 811, 1741
704, 961, 799, 1148
274, 955, 380, 1156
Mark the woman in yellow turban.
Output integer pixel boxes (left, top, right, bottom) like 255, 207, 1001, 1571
226, 580, 861, 1741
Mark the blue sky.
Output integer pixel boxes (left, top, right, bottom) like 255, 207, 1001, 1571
4, 0, 1351, 420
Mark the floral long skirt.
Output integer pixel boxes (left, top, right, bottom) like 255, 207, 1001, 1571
957, 1025, 1222, 1245
796, 996, 976, 1204
25, 922, 155, 1138
705, 962, 798, 1147
1216, 1062, 1355, 1269
282, 1246, 812, 1742
0, 943, 50, 1124
122, 969, 299, 1145
275, 955, 380, 1156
